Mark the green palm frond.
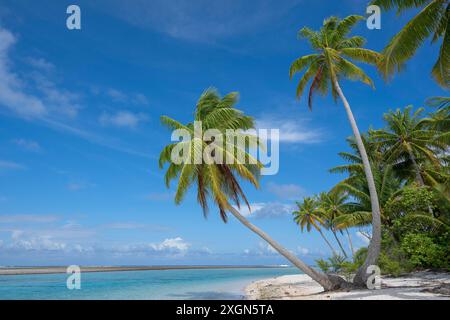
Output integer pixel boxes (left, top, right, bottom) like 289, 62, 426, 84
373, 0, 449, 88
290, 15, 380, 109
159, 88, 261, 222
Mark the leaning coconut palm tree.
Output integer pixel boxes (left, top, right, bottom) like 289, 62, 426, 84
290, 15, 383, 286
371, 0, 450, 88
318, 191, 354, 257
159, 88, 345, 290
293, 197, 339, 256
370, 106, 447, 186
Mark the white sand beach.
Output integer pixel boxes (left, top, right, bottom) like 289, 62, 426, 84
245, 271, 450, 300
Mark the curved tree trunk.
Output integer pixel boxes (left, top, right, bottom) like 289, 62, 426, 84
332, 78, 382, 287
345, 229, 355, 257
317, 228, 339, 257
331, 228, 348, 258
228, 207, 344, 291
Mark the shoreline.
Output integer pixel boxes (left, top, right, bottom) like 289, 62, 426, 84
0, 265, 287, 276
245, 271, 450, 300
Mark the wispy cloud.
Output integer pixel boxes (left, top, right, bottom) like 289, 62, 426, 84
105, 88, 149, 106
99, 110, 148, 129
25, 57, 55, 72
144, 191, 174, 201
12, 138, 42, 152
102, 222, 171, 232
66, 181, 95, 192
236, 202, 294, 219
266, 182, 306, 200
256, 115, 323, 144
0, 214, 60, 224
0, 160, 26, 171
0, 27, 47, 117
94, 0, 302, 43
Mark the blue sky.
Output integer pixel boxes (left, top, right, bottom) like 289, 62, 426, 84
0, 0, 446, 266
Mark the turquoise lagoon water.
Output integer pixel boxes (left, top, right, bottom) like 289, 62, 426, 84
0, 267, 300, 300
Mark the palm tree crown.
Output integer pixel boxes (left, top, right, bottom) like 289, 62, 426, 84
372, 0, 449, 88
293, 197, 324, 232
370, 106, 447, 185
290, 15, 382, 109
159, 88, 261, 222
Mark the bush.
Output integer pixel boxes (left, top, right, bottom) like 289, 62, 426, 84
400, 233, 447, 269
353, 247, 368, 267
315, 258, 331, 273
378, 252, 404, 277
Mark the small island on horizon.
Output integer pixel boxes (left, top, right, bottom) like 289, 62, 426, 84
0, 265, 291, 276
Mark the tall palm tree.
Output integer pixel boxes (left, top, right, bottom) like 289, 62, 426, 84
370, 106, 447, 186
292, 197, 339, 256
159, 88, 344, 290
289, 15, 383, 286
318, 191, 354, 258
372, 0, 450, 88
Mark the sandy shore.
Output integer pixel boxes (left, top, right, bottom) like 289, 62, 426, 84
245, 271, 450, 300
0, 265, 281, 275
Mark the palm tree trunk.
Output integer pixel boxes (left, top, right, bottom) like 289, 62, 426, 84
317, 228, 339, 256
332, 77, 382, 287
406, 148, 426, 185
228, 206, 341, 291
331, 228, 348, 258
345, 229, 355, 257
406, 148, 434, 215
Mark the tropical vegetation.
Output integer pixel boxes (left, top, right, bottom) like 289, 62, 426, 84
296, 103, 450, 277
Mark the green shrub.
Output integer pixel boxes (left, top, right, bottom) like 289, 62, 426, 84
353, 247, 368, 267
400, 233, 446, 269
315, 258, 331, 273
378, 252, 404, 276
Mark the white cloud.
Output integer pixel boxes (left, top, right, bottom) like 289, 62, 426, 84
102, 222, 170, 232
150, 237, 190, 252
0, 26, 80, 119
296, 246, 309, 256
145, 191, 174, 201
25, 57, 55, 72
12, 138, 41, 152
256, 115, 323, 144
237, 202, 294, 219
105, 88, 149, 106
0, 214, 60, 224
132, 93, 149, 106
266, 182, 306, 200
11, 236, 67, 251
0, 27, 47, 117
0, 160, 26, 171
106, 88, 127, 102
99, 110, 148, 128
111, 237, 191, 257
67, 182, 95, 191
